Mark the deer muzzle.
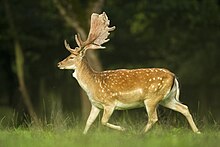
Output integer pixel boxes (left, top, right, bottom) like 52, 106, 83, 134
57, 62, 64, 69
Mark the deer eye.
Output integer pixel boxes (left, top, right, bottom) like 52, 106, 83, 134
69, 57, 74, 59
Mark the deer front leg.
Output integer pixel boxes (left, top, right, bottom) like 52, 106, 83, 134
83, 105, 100, 134
101, 105, 125, 131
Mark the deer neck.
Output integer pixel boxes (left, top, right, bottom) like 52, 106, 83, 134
73, 57, 96, 93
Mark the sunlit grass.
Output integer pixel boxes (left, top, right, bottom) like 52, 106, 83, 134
0, 107, 219, 147
0, 123, 220, 147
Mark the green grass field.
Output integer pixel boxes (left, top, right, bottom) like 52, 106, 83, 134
0, 109, 219, 147
0, 124, 220, 147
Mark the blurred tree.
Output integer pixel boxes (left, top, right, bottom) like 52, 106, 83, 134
1, 0, 77, 125
3, 0, 40, 126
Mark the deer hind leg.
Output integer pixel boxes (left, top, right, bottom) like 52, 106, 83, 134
101, 105, 125, 131
160, 99, 200, 134
83, 105, 100, 134
143, 99, 159, 133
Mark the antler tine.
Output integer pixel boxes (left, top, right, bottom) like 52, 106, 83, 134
64, 40, 72, 51
75, 33, 83, 49
64, 40, 78, 54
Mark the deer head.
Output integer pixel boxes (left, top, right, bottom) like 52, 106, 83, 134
57, 12, 115, 70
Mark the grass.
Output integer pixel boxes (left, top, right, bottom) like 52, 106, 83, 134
0, 124, 220, 147
0, 107, 219, 147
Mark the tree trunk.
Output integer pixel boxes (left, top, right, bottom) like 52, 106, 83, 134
53, 0, 104, 120
4, 0, 40, 126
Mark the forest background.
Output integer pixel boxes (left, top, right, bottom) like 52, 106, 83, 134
0, 0, 219, 127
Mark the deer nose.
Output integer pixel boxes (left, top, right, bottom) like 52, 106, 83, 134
57, 62, 61, 67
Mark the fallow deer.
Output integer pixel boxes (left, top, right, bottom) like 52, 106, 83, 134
58, 12, 200, 134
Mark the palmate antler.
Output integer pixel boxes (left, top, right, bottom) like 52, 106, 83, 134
64, 12, 115, 55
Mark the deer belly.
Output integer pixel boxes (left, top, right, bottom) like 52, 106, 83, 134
113, 88, 145, 110
115, 101, 144, 110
